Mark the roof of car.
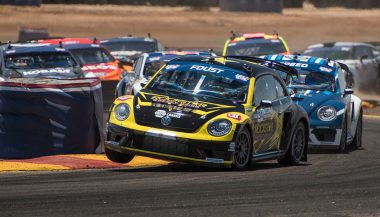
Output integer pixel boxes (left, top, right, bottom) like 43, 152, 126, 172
38, 38, 96, 45
262, 54, 338, 75
144, 51, 211, 64
1, 43, 70, 54
167, 55, 298, 78
100, 36, 157, 44
56, 43, 104, 50
307, 42, 376, 49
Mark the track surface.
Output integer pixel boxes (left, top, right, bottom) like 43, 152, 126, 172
1, 117, 379, 217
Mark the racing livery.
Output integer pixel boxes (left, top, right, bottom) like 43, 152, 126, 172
262, 54, 363, 151
223, 32, 290, 57
39, 38, 125, 80
105, 55, 309, 169
101, 34, 164, 70
0, 43, 83, 80
114, 50, 212, 97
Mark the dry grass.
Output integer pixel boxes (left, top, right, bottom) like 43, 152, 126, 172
0, 5, 380, 51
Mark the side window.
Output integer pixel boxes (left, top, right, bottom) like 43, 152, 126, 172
253, 75, 276, 106
354, 46, 373, 59
274, 78, 287, 98
133, 56, 144, 78
337, 68, 346, 93
157, 42, 164, 51
372, 48, 380, 58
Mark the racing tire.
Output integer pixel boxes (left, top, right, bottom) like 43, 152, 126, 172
105, 148, 135, 164
351, 109, 363, 149
337, 116, 348, 153
278, 122, 306, 165
232, 127, 252, 170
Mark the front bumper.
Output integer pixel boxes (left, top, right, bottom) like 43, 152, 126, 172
308, 127, 342, 149
105, 124, 235, 167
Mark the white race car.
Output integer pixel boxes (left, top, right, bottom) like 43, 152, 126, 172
302, 42, 380, 90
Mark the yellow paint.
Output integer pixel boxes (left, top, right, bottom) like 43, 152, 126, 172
67, 154, 169, 166
0, 162, 69, 172
362, 101, 375, 109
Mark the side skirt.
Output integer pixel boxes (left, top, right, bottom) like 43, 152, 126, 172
251, 150, 285, 162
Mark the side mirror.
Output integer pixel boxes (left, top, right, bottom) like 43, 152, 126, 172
360, 55, 368, 62
344, 88, 354, 95
260, 100, 272, 108
140, 81, 148, 87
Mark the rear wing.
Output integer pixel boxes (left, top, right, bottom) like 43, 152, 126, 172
225, 55, 298, 84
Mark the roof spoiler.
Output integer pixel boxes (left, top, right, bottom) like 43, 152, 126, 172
225, 55, 299, 77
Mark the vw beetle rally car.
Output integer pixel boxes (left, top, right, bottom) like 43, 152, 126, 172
223, 32, 290, 57
0, 43, 83, 80
114, 50, 213, 97
105, 55, 309, 169
262, 54, 362, 152
39, 38, 125, 81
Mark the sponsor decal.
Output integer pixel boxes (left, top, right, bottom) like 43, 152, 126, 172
165, 64, 180, 70
82, 63, 118, 71
117, 96, 130, 101
235, 74, 249, 82
154, 110, 167, 118
227, 113, 241, 121
280, 61, 308, 68
189, 65, 224, 73
153, 103, 193, 112
319, 66, 333, 73
205, 157, 224, 164
253, 122, 274, 134
149, 57, 160, 61
151, 95, 208, 109
22, 68, 71, 75
111, 51, 142, 56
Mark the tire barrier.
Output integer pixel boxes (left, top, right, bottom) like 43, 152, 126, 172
219, 0, 283, 13
0, 78, 104, 158
0, 0, 41, 6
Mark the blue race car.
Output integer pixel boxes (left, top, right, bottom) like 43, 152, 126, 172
261, 55, 363, 152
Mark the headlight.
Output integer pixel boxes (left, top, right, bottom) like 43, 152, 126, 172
208, 119, 232, 137
317, 106, 337, 121
114, 103, 130, 121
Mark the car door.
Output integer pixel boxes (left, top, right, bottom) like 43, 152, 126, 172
354, 45, 378, 82
337, 67, 353, 136
251, 74, 278, 153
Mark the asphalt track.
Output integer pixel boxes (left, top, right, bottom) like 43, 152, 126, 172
0, 116, 379, 217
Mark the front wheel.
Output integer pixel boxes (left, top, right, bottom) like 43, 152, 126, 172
351, 109, 363, 149
105, 148, 135, 164
232, 127, 252, 170
338, 116, 348, 153
278, 122, 306, 165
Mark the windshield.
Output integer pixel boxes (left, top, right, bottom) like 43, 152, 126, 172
290, 70, 336, 92
226, 40, 287, 56
102, 42, 156, 53
144, 60, 167, 78
5, 52, 76, 69
302, 47, 353, 60
146, 65, 250, 102
69, 47, 114, 65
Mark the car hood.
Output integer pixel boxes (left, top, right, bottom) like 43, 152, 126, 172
133, 89, 245, 133
291, 89, 340, 115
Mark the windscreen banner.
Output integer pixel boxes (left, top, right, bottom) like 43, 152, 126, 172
0, 78, 104, 158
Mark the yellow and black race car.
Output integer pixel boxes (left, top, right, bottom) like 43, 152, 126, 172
105, 55, 309, 169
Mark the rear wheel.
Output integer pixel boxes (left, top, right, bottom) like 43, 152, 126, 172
278, 122, 306, 165
105, 148, 134, 164
351, 109, 363, 149
232, 127, 252, 170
